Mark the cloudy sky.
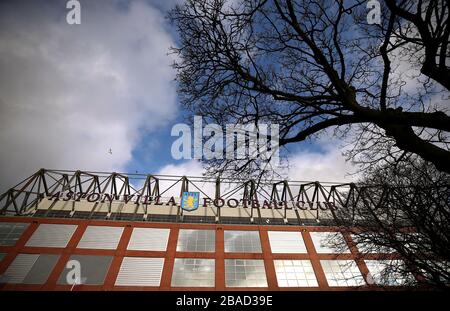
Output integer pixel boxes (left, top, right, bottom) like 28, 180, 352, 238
0, 0, 355, 192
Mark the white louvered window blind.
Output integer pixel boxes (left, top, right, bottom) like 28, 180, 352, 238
268, 231, 307, 253
115, 257, 165, 286
2, 253, 59, 284
77, 226, 124, 249
127, 228, 170, 251
26, 224, 77, 248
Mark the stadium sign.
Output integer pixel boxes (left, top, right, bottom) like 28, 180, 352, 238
46, 190, 337, 211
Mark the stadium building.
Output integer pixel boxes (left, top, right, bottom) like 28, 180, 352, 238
0, 169, 416, 290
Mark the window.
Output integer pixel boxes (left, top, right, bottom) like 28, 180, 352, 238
268, 231, 307, 253
365, 260, 415, 286
224, 231, 261, 253
77, 226, 123, 249
396, 233, 424, 253
26, 224, 77, 248
127, 228, 170, 251
171, 258, 215, 287
176, 229, 215, 252
351, 234, 395, 254
274, 260, 318, 287
225, 259, 267, 287
0, 222, 29, 246
421, 261, 450, 284
2, 253, 59, 284
115, 257, 165, 286
320, 260, 365, 287
310, 232, 350, 254
58, 255, 113, 285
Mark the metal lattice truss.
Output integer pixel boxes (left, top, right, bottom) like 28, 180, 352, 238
0, 169, 447, 225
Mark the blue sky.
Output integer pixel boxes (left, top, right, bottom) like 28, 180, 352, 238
0, 0, 355, 192
123, 113, 329, 175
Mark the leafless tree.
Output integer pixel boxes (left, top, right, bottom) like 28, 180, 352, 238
169, 0, 450, 289
331, 158, 450, 289
169, 0, 450, 177
383, 0, 450, 90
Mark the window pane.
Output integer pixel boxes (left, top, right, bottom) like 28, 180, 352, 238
274, 260, 318, 287
115, 257, 164, 286
26, 224, 77, 248
365, 260, 415, 286
268, 231, 307, 253
1, 253, 59, 284
58, 255, 113, 285
224, 231, 261, 253
320, 260, 365, 287
351, 234, 395, 254
225, 259, 267, 287
171, 258, 215, 287
176, 229, 215, 252
0, 222, 29, 246
77, 226, 123, 249
128, 228, 170, 251
23, 254, 59, 284
310, 232, 350, 254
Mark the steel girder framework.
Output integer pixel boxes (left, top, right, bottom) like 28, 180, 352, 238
0, 169, 448, 225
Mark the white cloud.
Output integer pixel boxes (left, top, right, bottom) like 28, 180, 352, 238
286, 143, 357, 183
154, 139, 356, 199
155, 160, 212, 198
0, 0, 177, 191
156, 160, 205, 177
0, 0, 359, 194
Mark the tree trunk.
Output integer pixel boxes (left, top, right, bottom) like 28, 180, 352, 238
383, 124, 450, 174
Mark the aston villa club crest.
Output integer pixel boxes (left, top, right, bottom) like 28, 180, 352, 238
181, 192, 199, 212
